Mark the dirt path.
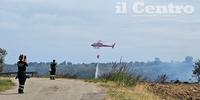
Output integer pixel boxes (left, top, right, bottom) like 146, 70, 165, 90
0, 78, 106, 100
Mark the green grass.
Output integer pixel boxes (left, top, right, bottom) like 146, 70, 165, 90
0, 79, 15, 91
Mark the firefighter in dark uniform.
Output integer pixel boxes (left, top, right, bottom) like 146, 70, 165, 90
16, 54, 29, 94
49, 59, 57, 80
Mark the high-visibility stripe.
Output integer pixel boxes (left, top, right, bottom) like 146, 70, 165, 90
19, 87, 24, 89
19, 86, 24, 88
19, 85, 24, 89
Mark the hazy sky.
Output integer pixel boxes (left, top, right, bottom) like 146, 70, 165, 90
0, 0, 200, 64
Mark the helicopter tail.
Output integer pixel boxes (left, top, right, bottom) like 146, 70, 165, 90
112, 43, 116, 48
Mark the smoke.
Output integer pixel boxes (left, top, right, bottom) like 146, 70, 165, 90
126, 56, 194, 82
2, 56, 195, 81
99, 56, 195, 82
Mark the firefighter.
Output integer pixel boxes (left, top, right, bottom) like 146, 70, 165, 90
16, 54, 29, 94
49, 59, 57, 80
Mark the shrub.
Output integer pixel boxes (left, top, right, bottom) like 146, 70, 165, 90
155, 74, 168, 83
99, 63, 145, 86
193, 60, 200, 83
0, 48, 7, 72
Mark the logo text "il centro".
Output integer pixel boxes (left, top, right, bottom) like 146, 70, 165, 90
115, 2, 195, 15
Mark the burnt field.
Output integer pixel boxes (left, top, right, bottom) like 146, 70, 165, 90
147, 83, 200, 100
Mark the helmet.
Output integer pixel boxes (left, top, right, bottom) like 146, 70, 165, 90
19, 54, 23, 61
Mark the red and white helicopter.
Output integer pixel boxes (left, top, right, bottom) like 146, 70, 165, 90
91, 40, 116, 49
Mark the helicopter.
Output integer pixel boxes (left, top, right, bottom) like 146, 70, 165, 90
91, 40, 116, 49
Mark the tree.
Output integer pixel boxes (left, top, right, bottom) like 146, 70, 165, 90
193, 60, 200, 83
154, 57, 162, 65
0, 48, 7, 72
60, 61, 66, 66
183, 56, 193, 64
67, 62, 72, 65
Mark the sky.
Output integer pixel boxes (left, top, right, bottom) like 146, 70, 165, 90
0, 0, 200, 64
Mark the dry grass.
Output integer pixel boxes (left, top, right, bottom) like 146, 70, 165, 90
148, 83, 200, 100
98, 82, 160, 100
